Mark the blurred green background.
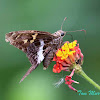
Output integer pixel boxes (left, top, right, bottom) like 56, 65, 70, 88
0, 0, 100, 100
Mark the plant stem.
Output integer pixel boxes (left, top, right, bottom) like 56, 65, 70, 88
79, 70, 100, 90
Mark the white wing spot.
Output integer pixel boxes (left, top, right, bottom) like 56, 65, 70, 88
37, 40, 44, 63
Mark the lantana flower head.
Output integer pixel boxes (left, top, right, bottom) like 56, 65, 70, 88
53, 40, 100, 92
53, 40, 84, 92
53, 40, 83, 73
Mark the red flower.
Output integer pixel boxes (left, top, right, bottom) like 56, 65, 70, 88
53, 62, 63, 73
65, 69, 79, 92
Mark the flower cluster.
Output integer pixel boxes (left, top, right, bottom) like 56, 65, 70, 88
53, 40, 83, 73
52, 40, 84, 92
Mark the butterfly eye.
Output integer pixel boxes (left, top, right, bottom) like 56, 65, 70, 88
61, 33, 64, 36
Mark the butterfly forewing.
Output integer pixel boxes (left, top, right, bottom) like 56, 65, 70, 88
5, 30, 60, 82
5, 30, 55, 52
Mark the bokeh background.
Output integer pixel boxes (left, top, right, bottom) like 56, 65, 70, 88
0, 0, 100, 100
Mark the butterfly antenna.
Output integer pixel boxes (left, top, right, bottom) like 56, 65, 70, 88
61, 17, 67, 30
66, 34, 73, 41
66, 29, 86, 35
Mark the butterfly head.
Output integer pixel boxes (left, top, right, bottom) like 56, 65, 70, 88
53, 30, 66, 38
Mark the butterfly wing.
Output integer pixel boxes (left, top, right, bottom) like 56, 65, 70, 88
5, 30, 54, 52
5, 30, 57, 82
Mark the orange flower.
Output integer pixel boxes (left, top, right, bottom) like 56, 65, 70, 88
53, 40, 83, 73
53, 62, 63, 73
52, 40, 84, 92
52, 40, 84, 91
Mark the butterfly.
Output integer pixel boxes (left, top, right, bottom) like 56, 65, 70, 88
5, 17, 85, 83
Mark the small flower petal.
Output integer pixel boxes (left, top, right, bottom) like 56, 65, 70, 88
53, 63, 63, 73
68, 85, 77, 92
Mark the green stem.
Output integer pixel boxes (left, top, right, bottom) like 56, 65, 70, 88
79, 69, 100, 90
73, 64, 100, 90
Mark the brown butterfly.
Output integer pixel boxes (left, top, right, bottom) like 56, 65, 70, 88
5, 17, 85, 83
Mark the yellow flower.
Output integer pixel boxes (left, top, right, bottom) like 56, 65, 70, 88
61, 55, 68, 60
73, 40, 77, 46
68, 51, 76, 55
56, 40, 77, 60
56, 49, 63, 57
68, 40, 77, 49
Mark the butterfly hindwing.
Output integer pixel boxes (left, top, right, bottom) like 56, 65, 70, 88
20, 39, 53, 83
